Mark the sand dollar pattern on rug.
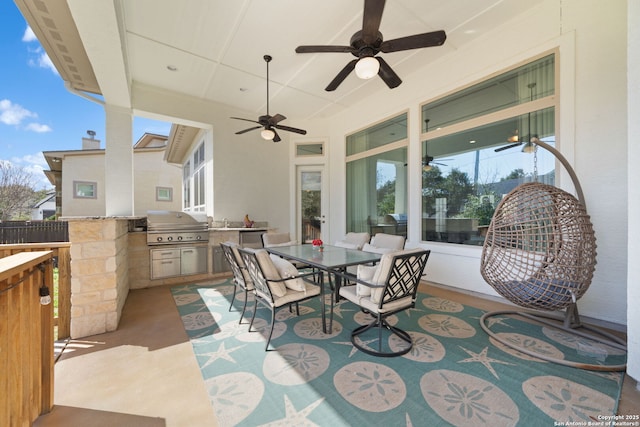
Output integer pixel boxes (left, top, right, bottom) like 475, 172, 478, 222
421, 369, 520, 426
490, 332, 566, 362
418, 313, 476, 338
334, 361, 406, 412
522, 375, 616, 422
263, 343, 330, 385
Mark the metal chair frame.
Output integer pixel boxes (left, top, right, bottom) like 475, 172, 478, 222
238, 248, 320, 351
339, 250, 430, 357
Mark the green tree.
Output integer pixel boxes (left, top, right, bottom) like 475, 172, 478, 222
421, 166, 445, 217
501, 168, 526, 181
377, 179, 395, 216
442, 168, 473, 216
460, 194, 497, 225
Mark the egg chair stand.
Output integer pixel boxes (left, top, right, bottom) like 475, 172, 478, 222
479, 139, 626, 371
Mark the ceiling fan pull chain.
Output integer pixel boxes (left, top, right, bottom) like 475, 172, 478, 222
533, 147, 539, 182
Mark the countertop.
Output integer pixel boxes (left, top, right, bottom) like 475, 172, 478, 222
209, 227, 269, 232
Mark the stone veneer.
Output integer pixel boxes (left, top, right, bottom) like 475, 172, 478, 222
66, 219, 267, 338
67, 217, 130, 338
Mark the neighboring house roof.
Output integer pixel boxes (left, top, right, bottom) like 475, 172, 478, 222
42, 133, 169, 187
33, 190, 56, 209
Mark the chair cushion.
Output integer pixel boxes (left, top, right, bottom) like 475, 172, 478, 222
269, 254, 306, 292
343, 232, 370, 249
339, 284, 413, 314
334, 241, 359, 250
370, 233, 405, 250
356, 264, 377, 296
362, 243, 398, 255
272, 282, 321, 308
369, 248, 425, 304
254, 250, 287, 297
264, 240, 297, 248
263, 233, 296, 247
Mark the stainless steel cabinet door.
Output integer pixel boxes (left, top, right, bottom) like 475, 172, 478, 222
180, 246, 207, 275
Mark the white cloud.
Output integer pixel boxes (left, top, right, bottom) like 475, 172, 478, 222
37, 50, 58, 75
0, 99, 36, 125
22, 26, 37, 42
9, 153, 53, 190
25, 123, 52, 133
0, 99, 51, 133
22, 26, 58, 75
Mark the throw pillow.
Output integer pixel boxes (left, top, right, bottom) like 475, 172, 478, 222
269, 254, 306, 292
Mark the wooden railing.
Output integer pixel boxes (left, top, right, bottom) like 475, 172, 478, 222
0, 243, 72, 339
0, 251, 54, 425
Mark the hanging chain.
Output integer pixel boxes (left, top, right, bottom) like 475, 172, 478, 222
533, 145, 539, 182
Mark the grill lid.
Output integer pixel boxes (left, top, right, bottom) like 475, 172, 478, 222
146, 210, 208, 230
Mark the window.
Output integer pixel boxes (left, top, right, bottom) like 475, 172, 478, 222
156, 187, 173, 202
420, 54, 556, 245
183, 142, 205, 212
73, 181, 97, 199
296, 143, 324, 157
183, 160, 191, 209
346, 113, 408, 237
193, 143, 205, 211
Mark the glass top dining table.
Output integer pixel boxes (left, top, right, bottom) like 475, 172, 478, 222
265, 244, 382, 333
265, 244, 381, 271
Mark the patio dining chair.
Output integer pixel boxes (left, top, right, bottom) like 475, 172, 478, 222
238, 248, 321, 351
334, 232, 370, 250
220, 242, 254, 324
339, 248, 430, 357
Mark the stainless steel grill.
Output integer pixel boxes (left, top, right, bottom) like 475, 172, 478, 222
146, 210, 209, 245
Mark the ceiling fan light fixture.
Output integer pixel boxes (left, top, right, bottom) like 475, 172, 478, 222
261, 128, 275, 140
355, 57, 379, 79
522, 141, 536, 153
423, 163, 433, 172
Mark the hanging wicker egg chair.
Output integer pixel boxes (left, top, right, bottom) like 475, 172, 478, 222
481, 182, 597, 311
479, 140, 626, 371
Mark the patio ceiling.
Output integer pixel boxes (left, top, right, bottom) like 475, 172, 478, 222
15, 0, 544, 125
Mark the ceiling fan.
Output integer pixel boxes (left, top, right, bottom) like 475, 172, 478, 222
423, 141, 449, 171
295, 0, 446, 91
231, 55, 307, 142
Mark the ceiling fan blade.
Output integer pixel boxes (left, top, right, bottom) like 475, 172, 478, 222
235, 125, 262, 135
362, 0, 386, 44
495, 142, 523, 152
272, 129, 281, 143
274, 124, 307, 135
231, 116, 260, 125
376, 57, 402, 89
380, 30, 447, 53
269, 113, 286, 125
325, 59, 358, 91
296, 45, 354, 54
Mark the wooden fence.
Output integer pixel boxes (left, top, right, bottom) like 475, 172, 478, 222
0, 243, 72, 339
0, 251, 55, 425
0, 221, 69, 244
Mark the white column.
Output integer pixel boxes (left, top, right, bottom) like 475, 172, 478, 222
627, 0, 640, 383
104, 104, 134, 216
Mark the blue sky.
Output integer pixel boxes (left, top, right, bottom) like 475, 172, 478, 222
1, 2, 170, 190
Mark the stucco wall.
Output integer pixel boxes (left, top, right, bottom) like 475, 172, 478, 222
60, 148, 181, 217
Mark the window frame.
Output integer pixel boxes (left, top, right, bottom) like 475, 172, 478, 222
156, 186, 173, 202
73, 181, 97, 199
418, 51, 559, 246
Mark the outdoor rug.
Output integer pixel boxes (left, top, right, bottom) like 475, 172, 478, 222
171, 279, 626, 426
